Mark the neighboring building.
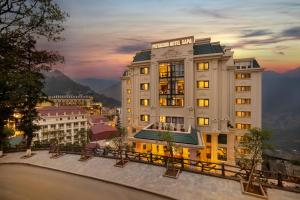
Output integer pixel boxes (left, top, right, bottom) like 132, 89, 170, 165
37, 95, 102, 115
33, 106, 89, 144
121, 36, 263, 165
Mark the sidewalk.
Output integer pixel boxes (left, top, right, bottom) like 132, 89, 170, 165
0, 151, 299, 200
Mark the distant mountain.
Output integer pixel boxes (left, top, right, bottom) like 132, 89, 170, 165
43, 70, 120, 107
76, 78, 122, 101
98, 82, 121, 101
75, 78, 119, 93
262, 67, 300, 152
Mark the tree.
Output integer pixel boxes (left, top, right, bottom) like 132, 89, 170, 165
77, 128, 90, 147
107, 127, 128, 167
0, 0, 67, 157
0, 126, 14, 157
159, 131, 180, 178
237, 128, 271, 193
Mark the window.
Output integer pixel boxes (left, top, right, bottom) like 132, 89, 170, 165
236, 98, 251, 104
140, 115, 150, 122
126, 79, 131, 84
217, 147, 227, 161
197, 62, 209, 71
140, 67, 149, 75
159, 80, 184, 95
140, 99, 149, 106
127, 89, 131, 94
197, 117, 209, 126
236, 111, 251, 118
140, 83, 149, 91
236, 86, 251, 92
197, 81, 209, 89
206, 135, 211, 143
127, 98, 131, 104
160, 97, 184, 107
236, 73, 251, 79
160, 116, 184, 124
143, 144, 147, 150
206, 146, 211, 159
236, 123, 251, 130
159, 61, 184, 78
197, 99, 209, 107
218, 134, 227, 144
127, 108, 131, 113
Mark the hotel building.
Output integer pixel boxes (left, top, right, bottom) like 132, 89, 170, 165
33, 106, 89, 145
121, 36, 263, 165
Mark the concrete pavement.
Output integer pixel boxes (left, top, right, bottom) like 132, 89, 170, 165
0, 151, 299, 200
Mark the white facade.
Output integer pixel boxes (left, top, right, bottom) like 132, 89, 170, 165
33, 106, 89, 144
121, 36, 263, 164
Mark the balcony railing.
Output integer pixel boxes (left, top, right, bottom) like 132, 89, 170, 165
159, 90, 184, 95
159, 71, 184, 78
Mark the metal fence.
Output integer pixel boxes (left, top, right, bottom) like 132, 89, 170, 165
4, 144, 300, 192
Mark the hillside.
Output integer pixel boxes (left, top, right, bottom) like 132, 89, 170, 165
98, 82, 121, 101
43, 70, 120, 107
75, 78, 119, 93
262, 67, 300, 152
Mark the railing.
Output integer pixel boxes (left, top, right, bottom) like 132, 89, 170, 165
3, 144, 300, 192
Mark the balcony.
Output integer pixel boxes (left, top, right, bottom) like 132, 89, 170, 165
133, 123, 204, 147
159, 89, 184, 95
159, 71, 184, 78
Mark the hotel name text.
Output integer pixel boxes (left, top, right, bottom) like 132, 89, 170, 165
152, 37, 194, 49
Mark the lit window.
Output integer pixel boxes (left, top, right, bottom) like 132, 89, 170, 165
127, 108, 131, 113
236, 123, 251, 130
127, 89, 131, 94
140, 67, 149, 75
140, 83, 149, 91
140, 115, 150, 122
236, 73, 251, 79
236, 86, 251, 92
159, 116, 166, 123
236, 98, 251, 104
197, 99, 209, 107
160, 97, 184, 107
127, 98, 131, 104
236, 111, 251, 118
140, 99, 149, 106
197, 81, 209, 89
197, 62, 209, 71
126, 79, 131, 84
217, 147, 227, 161
197, 117, 209, 126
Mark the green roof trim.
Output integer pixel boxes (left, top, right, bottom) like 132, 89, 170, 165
253, 59, 260, 68
133, 50, 151, 62
134, 128, 199, 145
193, 43, 223, 55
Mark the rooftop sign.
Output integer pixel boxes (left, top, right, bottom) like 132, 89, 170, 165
151, 36, 194, 49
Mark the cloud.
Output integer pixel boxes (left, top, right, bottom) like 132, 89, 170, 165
276, 51, 285, 55
115, 42, 149, 54
233, 26, 300, 49
241, 29, 273, 38
180, 7, 228, 19
280, 26, 300, 37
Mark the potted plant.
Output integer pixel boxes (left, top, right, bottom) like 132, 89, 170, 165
237, 128, 271, 199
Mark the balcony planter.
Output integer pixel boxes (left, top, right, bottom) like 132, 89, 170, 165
163, 168, 180, 179
240, 180, 267, 199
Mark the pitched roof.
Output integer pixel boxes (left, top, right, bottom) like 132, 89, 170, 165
133, 50, 151, 62
90, 123, 118, 141
134, 128, 199, 145
38, 106, 86, 116
193, 43, 224, 55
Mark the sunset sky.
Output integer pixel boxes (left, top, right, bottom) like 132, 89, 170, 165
48, 0, 300, 79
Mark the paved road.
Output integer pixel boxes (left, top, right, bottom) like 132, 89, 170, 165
0, 164, 171, 200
